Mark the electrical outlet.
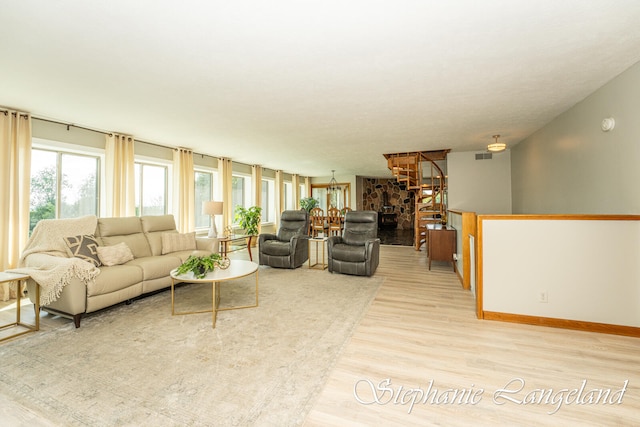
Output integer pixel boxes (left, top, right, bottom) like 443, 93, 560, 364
538, 291, 548, 303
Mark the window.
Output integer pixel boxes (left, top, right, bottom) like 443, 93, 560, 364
30, 148, 100, 233
299, 183, 307, 203
135, 162, 168, 216
194, 169, 216, 229
284, 182, 294, 210
231, 173, 252, 224
261, 178, 275, 223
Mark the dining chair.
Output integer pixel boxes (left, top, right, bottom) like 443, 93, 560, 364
326, 207, 342, 236
309, 207, 325, 237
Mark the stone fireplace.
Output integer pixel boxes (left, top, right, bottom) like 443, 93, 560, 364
362, 178, 415, 229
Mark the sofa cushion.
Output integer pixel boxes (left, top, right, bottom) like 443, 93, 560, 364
141, 215, 178, 256
63, 235, 102, 267
97, 216, 152, 258
98, 216, 143, 236
141, 214, 177, 233
261, 240, 292, 257
126, 255, 182, 280
97, 242, 135, 266
161, 232, 197, 254
331, 242, 366, 262
87, 264, 143, 297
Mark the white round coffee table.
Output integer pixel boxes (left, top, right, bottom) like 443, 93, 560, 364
170, 260, 259, 328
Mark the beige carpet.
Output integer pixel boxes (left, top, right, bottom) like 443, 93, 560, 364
0, 265, 382, 426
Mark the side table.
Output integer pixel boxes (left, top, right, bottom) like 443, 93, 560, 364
218, 234, 254, 261
308, 237, 328, 270
427, 227, 456, 271
0, 272, 40, 342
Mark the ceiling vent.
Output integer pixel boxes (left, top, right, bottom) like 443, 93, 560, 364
475, 153, 493, 160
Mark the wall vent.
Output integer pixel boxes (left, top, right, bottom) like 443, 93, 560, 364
475, 153, 493, 160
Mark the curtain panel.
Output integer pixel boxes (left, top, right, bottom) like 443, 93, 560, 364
173, 148, 194, 233
217, 158, 233, 231
0, 109, 32, 271
275, 170, 283, 228
304, 177, 311, 198
105, 134, 135, 217
252, 165, 262, 234
291, 174, 300, 210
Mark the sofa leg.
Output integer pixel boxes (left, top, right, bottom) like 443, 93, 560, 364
73, 314, 82, 328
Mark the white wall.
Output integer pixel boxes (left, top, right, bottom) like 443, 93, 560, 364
511, 60, 640, 214
448, 210, 464, 274
448, 150, 512, 214
481, 217, 640, 327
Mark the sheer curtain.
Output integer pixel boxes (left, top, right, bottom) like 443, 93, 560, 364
173, 148, 194, 232
291, 174, 300, 210
252, 165, 262, 234
0, 109, 31, 271
252, 165, 262, 210
274, 170, 284, 228
217, 158, 233, 231
105, 133, 135, 217
304, 177, 311, 198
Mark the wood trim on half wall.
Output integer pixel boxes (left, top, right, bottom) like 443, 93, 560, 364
483, 311, 640, 338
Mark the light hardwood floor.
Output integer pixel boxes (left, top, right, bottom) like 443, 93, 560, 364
304, 245, 640, 426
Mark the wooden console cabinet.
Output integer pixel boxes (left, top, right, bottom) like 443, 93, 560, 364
427, 228, 456, 271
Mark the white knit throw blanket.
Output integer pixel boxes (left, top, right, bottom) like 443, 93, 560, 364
11, 215, 100, 306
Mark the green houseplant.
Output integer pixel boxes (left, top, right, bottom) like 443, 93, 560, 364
175, 253, 230, 279
300, 197, 319, 212
234, 205, 262, 236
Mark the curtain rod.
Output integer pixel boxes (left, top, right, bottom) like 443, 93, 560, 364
29, 115, 292, 173
31, 116, 208, 155
1, 108, 30, 118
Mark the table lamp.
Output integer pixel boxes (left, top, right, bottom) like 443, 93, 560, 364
202, 201, 223, 238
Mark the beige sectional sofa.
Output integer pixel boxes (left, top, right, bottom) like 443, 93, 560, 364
24, 215, 217, 328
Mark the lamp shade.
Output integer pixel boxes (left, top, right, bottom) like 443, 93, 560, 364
202, 201, 223, 215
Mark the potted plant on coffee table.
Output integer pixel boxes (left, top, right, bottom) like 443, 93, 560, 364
234, 205, 262, 260
175, 253, 230, 279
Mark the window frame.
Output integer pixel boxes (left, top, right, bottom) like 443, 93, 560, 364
261, 177, 276, 224
134, 157, 171, 217
194, 167, 218, 232
231, 172, 252, 225
30, 139, 103, 226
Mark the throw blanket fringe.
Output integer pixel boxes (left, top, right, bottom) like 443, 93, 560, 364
10, 258, 100, 306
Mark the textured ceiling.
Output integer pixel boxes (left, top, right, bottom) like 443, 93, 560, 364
2, 1, 640, 178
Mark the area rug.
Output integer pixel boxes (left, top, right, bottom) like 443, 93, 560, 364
0, 266, 383, 426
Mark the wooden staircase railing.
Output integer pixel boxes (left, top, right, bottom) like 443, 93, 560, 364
385, 151, 448, 250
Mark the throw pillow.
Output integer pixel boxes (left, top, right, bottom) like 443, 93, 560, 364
161, 232, 197, 255
63, 235, 102, 267
96, 242, 134, 267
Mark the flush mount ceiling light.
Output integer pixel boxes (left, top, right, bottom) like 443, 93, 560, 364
487, 134, 506, 152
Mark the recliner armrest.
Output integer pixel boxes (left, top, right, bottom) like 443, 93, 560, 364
258, 233, 279, 246
289, 234, 310, 250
